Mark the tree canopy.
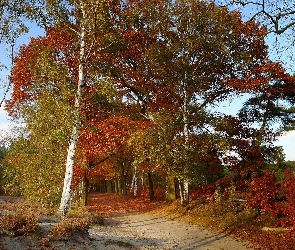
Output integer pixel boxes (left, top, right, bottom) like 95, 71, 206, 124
2, 0, 295, 215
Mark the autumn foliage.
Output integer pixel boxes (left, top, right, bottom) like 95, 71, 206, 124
247, 169, 295, 228
2, 0, 295, 249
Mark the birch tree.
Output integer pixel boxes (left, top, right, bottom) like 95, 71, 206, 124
149, 0, 289, 205
58, 2, 85, 217
41, 0, 110, 217
6, 0, 112, 216
5, 26, 78, 206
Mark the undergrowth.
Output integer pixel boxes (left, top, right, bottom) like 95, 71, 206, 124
0, 212, 39, 236
105, 239, 135, 248
0, 201, 43, 236
154, 188, 295, 250
0, 199, 104, 241
50, 206, 103, 237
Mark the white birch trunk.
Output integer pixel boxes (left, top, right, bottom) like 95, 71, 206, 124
141, 172, 145, 190
131, 165, 138, 197
58, 9, 86, 217
180, 83, 189, 206
178, 2, 196, 206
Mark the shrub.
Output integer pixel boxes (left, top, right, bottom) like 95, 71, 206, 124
68, 206, 104, 225
0, 212, 39, 236
247, 169, 295, 229
50, 206, 103, 237
91, 213, 104, 225
190, 185, 215, 202
247, 170, 282, 215
0, 200, 43, 236
50, 217, 91, 237
280, 169, 295, 227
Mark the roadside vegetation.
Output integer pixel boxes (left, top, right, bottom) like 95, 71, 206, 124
0, 1, 295, 249
2, 182, 295, 250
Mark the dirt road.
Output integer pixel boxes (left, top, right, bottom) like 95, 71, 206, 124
85, 212, 254, 250
0, 210, 254, 250
0, 193, 254, 249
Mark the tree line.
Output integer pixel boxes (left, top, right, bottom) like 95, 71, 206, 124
0, 0, 295, 217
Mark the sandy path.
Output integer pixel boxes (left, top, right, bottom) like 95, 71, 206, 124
0, 194, 255, 250
0, 210, 254, 250
86, 212, 254, 250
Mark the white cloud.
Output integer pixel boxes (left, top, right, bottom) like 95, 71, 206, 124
0, 105, 7, 115
280, 130, 295, 138
0, 123, 10, 131
0, 105, 9, 127
275, 131, 295, 161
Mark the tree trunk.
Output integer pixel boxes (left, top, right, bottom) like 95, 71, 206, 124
111, 180, 115, 193
121, 165, 127, 196
84, 175, 90, 206
141, 173, 145, 197
179, 179, 189, 206
166, 168, 176, 203
106, 181, 112, 193
117, 177, 121, 194
114, 178, 118, 194
256, 99, 271, 147
58, 11, 86, 217
147, 170, 155, 202
131, 165, 138, 197
121, 174, 127, 196
58, 125, 80, 216
181, 83, 189, 206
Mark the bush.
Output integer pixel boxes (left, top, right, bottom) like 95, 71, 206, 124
281, 169, 295, 227
68, 206, 104, 225
247, 169, 295, 230
247, 170, 282, 215
50, 206, 103, 237
50, 217, 91, 237
0, 212, 39, 236
0, 200, 43, 236
92, 213, 104, 225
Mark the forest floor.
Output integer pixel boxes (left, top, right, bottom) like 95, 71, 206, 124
0, 193, 255, 250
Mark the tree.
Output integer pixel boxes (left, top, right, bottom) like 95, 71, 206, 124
6, 0, 295, 212
0, 1, 32, 106
6, 0, 113, 215
221, 0, 295, 35
239, 76, 295, 144
146, 0, 288, 205
9, 0, 114, 216
100, 0, 295, 205
128, 110, 179, 202
5, 28, 76, 206
4, 136, 67, 206
218, 0, 295, 68
216, 0, 295, 134
6, 3, 134, 211
75, 114, 135, 204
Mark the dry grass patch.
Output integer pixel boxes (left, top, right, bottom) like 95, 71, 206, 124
0, 200, 43, 236
0, 212, 39, 236
50, 206, 103, 237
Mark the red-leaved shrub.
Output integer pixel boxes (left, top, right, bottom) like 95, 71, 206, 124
281, 169, 295, 227
247, 169, 295, 230
247, 170, 282, 215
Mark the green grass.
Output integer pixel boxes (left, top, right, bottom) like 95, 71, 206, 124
105, 239, 135, 248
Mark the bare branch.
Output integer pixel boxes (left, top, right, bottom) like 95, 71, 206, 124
0, 40, 15, 107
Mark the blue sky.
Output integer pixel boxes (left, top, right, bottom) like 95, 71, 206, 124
0, 12, 294, 161
0, 24, 45, 138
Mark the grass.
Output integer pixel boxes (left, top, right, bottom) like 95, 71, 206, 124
2, 193, 295, 249
0, 199, 104, 238
153, 198, 295, 250
105, 239, 135, 248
